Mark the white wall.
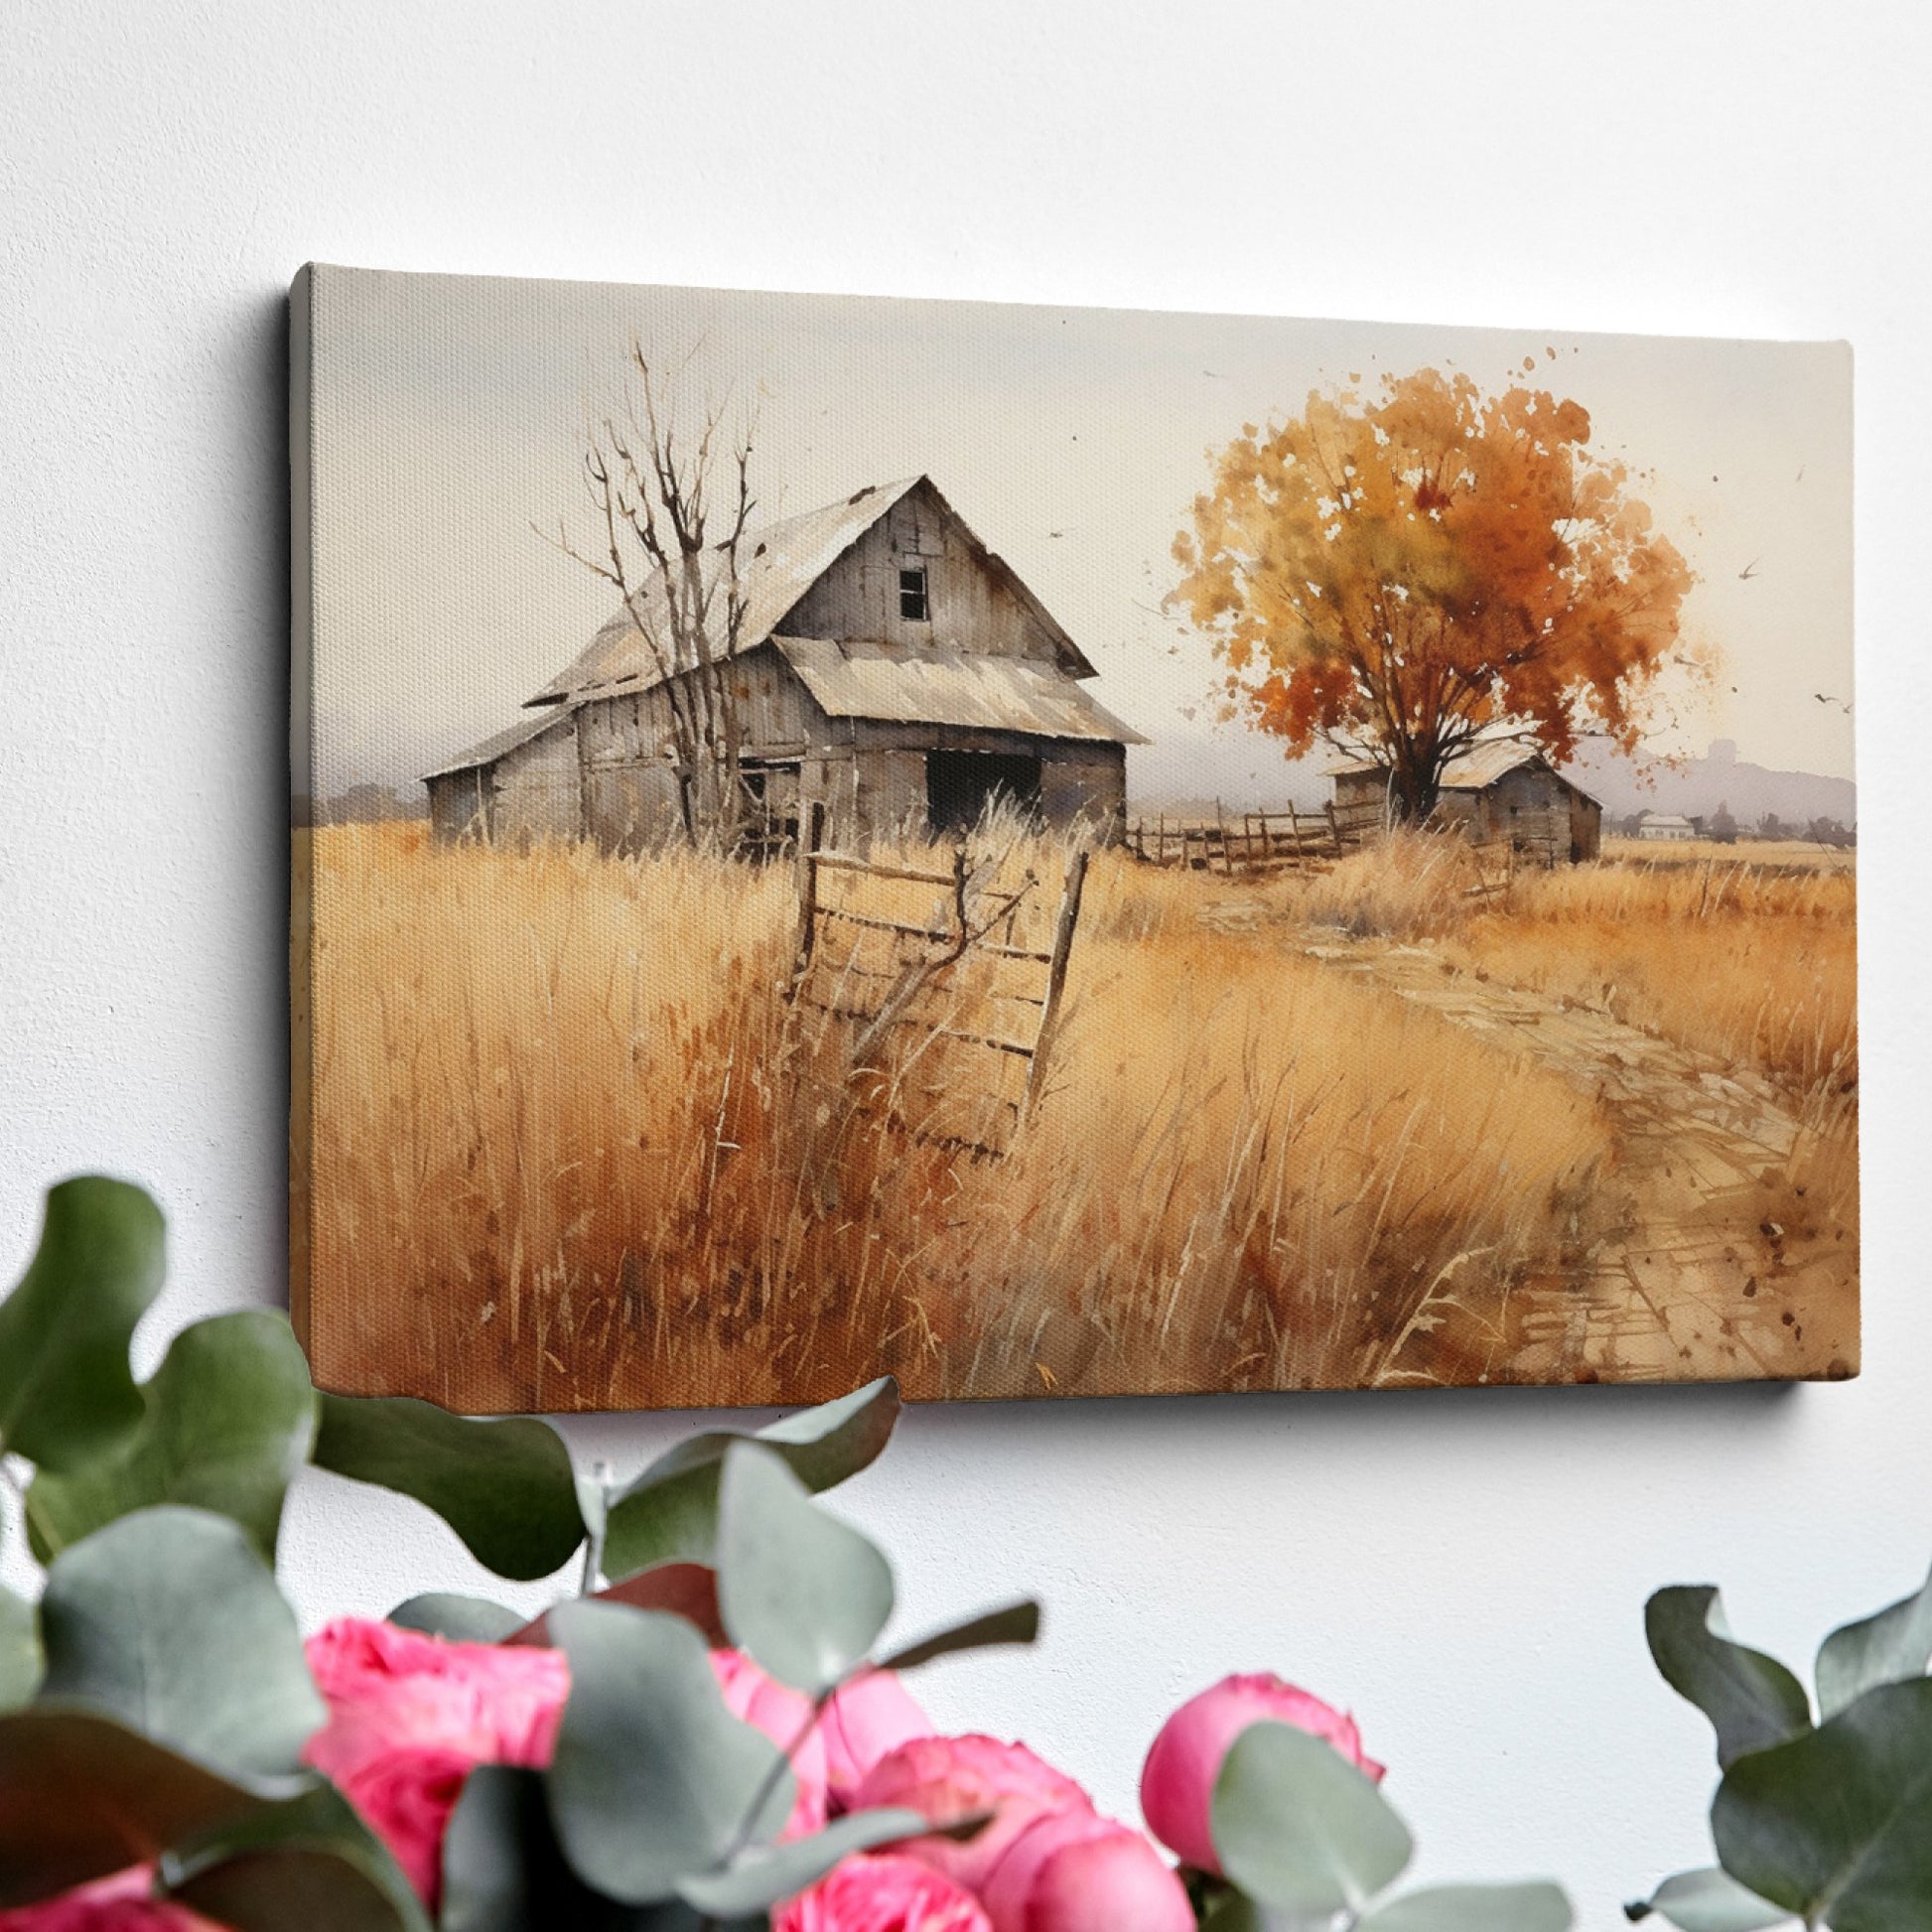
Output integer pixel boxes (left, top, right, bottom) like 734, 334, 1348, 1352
2, 3, 1926, 1923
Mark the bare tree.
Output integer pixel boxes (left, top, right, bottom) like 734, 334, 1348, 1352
541, 345, 759, 846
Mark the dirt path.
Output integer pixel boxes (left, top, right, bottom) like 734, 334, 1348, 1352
1196, 902, 1857, 1386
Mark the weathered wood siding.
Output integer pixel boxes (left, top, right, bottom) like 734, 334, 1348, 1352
488, 715, 581, 848
1569, 790, 1602, 862
1472, 764, 1572, 856
1037, 744, 1125, 830
427, 769, 488, 842
778, 480, 1063, 663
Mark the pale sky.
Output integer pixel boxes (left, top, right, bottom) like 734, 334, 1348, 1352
306, 267, 1854, 801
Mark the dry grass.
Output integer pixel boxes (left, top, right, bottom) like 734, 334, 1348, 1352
1282, 830, 1859, 1265
1449, 847, 1859, 1249
303, 822, 1616, 1410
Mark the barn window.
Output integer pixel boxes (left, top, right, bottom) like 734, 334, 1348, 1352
898, 565, 929, 621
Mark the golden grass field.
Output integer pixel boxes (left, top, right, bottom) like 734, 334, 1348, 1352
296, 821, 1856, 1410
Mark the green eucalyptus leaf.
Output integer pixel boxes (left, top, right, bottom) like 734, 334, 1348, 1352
0, 1176, 165, 1470
717, 1442, 894, 1697
0, 1585, 41, 1711
445, 1765, 637, 1932
27, 1311, 317, 1564
445, 1771, 755, 1932
677, 1806, 929, 1916
0, 1706, 275, 1909
1712, 1677, 1932, 1932
1210, 1719, 1413, 1917
1645, 1587, 1813, 1769
1626, 1866, 1794, 1930
508, 1564, 726, 1650
1198, 1894, 1270, 1932
313, 1393, 584, 1582
544, 1599, 792, 1905
1816, 1561, 1932, 1721
876, 1599, 1039, 1673
603, 1377, 898, 1581
599, 1463, 721, 1579
38, 1505, 324, 1779
387, 1593, 527, 1643
160, 1780, 431, 1932
1361, 1879, 1573, 1932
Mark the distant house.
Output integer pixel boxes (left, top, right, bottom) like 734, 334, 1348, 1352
423, 476, 1144, 853
1635, 812, 1698, 843
1330, 742, 1603, 864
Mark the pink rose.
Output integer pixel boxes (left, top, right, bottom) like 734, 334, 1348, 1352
775, 1853, 992, 1931
1140, 1673, 1385, 1875
300, 1617, 570, 1904
0, 1866, 221, 1930
711, 1648, 830, 1839
851, 1735, 1092, 1896
820, 1670, 935, 1812
980, 1812, 1193, 1932
331, 1744, 475, 1904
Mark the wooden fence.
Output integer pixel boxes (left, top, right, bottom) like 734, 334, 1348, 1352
786, 843, 1089, 1159
1128, 799, 1385, 875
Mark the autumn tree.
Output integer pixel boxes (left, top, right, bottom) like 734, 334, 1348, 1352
1173, 367, 1697, 822
544, 345, 759, 846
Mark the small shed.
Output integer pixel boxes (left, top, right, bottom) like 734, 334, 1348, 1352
424, 476, 1144, 853
1330, 742, 1602, 864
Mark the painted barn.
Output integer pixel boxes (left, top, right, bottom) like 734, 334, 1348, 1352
1331, 741, 1603, 864
424, 476, 1144, 852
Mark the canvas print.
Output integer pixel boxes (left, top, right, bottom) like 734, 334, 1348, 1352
290, 265, 1857, 1411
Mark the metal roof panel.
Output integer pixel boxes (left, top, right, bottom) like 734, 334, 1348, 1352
773, 637, 1146, 744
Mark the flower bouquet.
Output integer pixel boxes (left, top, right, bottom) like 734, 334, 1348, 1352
0, 1178, 1572, 1930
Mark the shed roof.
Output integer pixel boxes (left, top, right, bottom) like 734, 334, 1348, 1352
421, 709, 568, 781
773, 637, 1147, 744
524, 476, 1095, 709
1330, 740, 1600, 803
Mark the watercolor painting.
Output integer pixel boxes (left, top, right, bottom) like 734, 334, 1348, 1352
291, 266, 1857, 1411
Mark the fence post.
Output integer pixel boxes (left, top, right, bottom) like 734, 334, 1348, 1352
789, 841, 820, 997
1325, 802, 1343, 858
1025, 847, 1090, 1122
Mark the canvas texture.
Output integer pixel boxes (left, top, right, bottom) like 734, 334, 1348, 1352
291, 265, 1858, 1412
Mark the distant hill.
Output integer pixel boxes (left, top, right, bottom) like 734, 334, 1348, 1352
1564, 740, 1855, 829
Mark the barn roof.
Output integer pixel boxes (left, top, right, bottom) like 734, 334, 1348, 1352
773, 636, 1148, 744
1330, 740, 1600, 803
523, 475, 1096, 709
421, 709, 567, 781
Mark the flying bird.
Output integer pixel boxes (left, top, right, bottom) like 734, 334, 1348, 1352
1814, 692, 1853, 714
1739, 558, 1761, 581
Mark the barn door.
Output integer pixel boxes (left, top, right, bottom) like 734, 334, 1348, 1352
925, 751, 1042, 834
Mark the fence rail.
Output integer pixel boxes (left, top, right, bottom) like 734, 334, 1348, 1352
1127, 801, 1382, 875
786, 843, 1089, 1159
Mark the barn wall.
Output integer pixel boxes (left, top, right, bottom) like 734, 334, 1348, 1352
850, 749, 928, 842
488, 715, 582, 847
1334, 769, 1390, 814
426, 770, 487, 843
1475, 766, 1571, 859
1039, 742, 1126, 832
1570, 792, 1602, 862
778, 481, 1064, 663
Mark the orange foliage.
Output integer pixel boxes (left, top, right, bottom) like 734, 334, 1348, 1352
1173, 368, 1698, 818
